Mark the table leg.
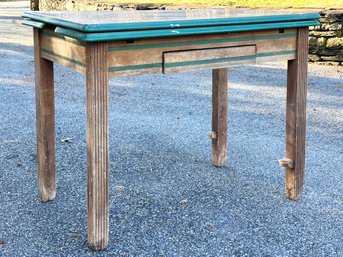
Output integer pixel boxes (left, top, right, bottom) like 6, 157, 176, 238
34, 28, 56, 202
285, 28, 309, 200
211, 68, 228, 167
86, 42, 109, 250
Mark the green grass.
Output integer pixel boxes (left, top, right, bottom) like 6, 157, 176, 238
108, 0, 343, 8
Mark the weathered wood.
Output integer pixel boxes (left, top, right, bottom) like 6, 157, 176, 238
109, 67, 162, 78
212, 68, 228, 167
108, 29, 296, 77
164, 45, 256, 63
285, 27, 309, 200
163, 45, 256, 73
34, 28, 56, 202
41, 31, 86, 73
86, 42, 109, 250
108, 28, 297, 50
41, 52, 86, 74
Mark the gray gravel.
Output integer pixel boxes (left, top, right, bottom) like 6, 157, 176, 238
1, 2, 343, 256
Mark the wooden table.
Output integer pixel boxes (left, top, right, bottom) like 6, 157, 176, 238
23, 9, 319, 250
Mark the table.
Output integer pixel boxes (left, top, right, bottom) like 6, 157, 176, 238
23, 9, 319, 250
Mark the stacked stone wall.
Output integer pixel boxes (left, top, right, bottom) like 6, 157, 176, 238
309, 11, 343, 65
40, 0, 168, 11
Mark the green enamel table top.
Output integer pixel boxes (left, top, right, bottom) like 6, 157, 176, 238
22, 9, 319, 42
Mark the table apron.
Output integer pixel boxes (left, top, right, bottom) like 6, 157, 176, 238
38, 28, 297, 77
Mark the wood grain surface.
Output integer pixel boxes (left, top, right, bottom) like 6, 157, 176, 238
41, 30, 86, 73
163, 45, 256, 73
285, 27, 309, 200
212, 68, 228, 167
108, 29, 296, 77
34, 28, 56, 202
86, 42, 110, 250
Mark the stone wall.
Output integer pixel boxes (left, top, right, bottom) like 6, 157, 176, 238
309, 11, 343, 65
40, 1, 343, 65
40, 0, 170, 11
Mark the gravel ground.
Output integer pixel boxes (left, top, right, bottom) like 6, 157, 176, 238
0, 2, 343, 256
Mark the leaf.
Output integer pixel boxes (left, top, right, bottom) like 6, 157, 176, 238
61, 137, 74, 143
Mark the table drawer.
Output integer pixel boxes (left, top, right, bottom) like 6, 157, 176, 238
163, 45, 256, 73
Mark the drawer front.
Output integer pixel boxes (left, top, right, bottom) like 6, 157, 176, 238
163, 45, 256, 73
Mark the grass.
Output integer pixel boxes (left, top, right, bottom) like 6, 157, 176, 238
107, 0, 343, 8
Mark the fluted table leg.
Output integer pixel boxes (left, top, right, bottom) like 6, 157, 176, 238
86, 42, 109, 250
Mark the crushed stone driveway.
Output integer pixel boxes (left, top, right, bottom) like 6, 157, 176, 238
0, 1, 343, 256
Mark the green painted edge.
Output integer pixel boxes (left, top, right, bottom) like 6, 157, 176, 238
55, 20, 319, 42
109, 33, 296, 51
109, 63, 161, 72
23, 12, 86, 31
41, 48, 86, 67
23, 11, 319, 33
40, 47, 295, 72
108, 50, 296, 72
22, 19, 49, 29
164, 54, 256, 68
55, 27, 87, 41
42, 30, 86, 46
256, 50, 295, 57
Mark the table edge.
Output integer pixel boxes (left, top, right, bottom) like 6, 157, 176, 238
22, 11, 320, 33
